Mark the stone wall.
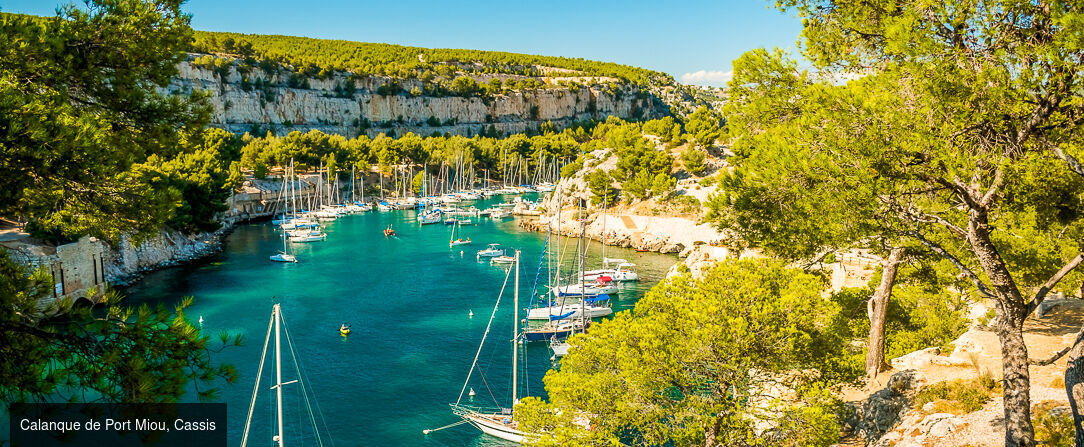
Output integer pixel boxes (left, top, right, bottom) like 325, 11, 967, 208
0, 233, 108, 309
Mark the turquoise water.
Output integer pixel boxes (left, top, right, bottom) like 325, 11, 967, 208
121, 198, 676, 446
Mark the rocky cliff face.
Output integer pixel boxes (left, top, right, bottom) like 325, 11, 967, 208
168, 56, 664, 138
103, 220, 236, 285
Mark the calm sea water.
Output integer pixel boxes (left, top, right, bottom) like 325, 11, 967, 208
121, 197, 675, 446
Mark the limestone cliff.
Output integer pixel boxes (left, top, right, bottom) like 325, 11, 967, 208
168, 55, 665, 138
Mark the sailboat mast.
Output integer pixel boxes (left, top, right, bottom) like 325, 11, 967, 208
602, 188, 607, 265
289, 160, 296, 220
512, 250, 519, 407
273, 303, 285, 447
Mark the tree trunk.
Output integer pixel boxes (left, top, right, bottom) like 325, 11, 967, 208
996, 303, 1035, 447
866, 247, 906, 380
969, 208, 1035, 447
1064, 325, 1084, 446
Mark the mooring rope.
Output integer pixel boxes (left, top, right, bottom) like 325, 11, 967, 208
422, 419, 469, 434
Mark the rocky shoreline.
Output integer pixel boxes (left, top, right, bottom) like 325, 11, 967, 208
103, 217, 241, 286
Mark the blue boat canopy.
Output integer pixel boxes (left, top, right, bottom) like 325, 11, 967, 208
549, 311, 575, 321
585, 294, 610, 304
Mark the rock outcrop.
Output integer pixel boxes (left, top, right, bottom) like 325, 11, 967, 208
168, 55, 664, 138
102, 220, 237, 285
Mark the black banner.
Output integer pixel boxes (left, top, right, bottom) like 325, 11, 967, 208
9, 403, 226, 447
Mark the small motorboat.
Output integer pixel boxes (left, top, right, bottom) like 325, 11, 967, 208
289, 231, 326, 243
476, 243, 504, 258
490, 255, 515, 265
418, 211, 442, 225
450, 238, 472, 247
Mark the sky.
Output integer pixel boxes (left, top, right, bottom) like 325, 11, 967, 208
1, 0, 805, 86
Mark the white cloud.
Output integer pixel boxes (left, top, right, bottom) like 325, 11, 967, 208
680, 69, 733, 86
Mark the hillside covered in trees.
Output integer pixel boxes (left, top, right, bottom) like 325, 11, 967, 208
191, 31, 674, 88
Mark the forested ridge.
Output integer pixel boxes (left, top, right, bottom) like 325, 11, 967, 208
189, 30, 673, 87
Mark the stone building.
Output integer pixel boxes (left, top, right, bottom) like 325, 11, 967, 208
0, 228, 109, 306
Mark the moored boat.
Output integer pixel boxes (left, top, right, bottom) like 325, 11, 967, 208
477, 243, 504, 258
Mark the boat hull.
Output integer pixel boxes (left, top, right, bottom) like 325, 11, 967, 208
522, 327, 574, 342
550, 342, 569, 358
464, 413, 525, 443
526, 304, 612, 320
582, 269, 639, 282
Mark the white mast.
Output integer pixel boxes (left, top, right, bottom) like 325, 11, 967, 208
512, 250, 519, 407
273, 303, 285, 447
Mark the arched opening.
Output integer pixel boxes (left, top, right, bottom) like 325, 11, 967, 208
72, 297, 95, 308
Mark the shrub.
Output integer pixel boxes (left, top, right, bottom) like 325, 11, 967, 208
914, 378, 1000, 414
682, 147, 707, 175
1033, 400, 1075, 447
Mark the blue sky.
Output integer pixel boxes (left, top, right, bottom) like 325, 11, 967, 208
1, 0, 804, 86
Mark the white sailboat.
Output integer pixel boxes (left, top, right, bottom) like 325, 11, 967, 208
526, 299, 612, 320
450, 252, 529, 443
551, 277, 618, 297
239, 304, 334, 447
582, 198, 639, 281
449, 220, 471, 247
581, 259, 640, 282
270, 227, 297, 263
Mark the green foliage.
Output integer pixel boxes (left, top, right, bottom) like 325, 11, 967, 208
722, 4, 1084, 438
559, 158, 583, 178
450, 76, 479, 96
411, 171, 425, 195
680, 146, 707, 175
600, 124, 674, 201
665, 194, 701, 215
190, 30, 673, 88
0, 249, 239, 403
829, 259, 970, 363
914, 378, 1000, 414
585, 170, 617, 207
622, 169, 654, 201
683, 106, 723, 147
0, 2, 212, 243
517, 258, 859, 446
651, 173, 676, 198
132, 128, 243, 233
642, 116, 680, 143
1032, 401, 1076, 447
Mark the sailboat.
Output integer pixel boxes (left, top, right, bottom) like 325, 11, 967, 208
449, 220, 471, 247
239, 304, 334, 447
450, 251, 529, 443
270, 227, 297, 263
527, 194, 599, 342
581, 198, 639, 281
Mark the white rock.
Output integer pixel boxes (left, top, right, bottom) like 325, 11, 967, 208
890, 347, 941, 371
